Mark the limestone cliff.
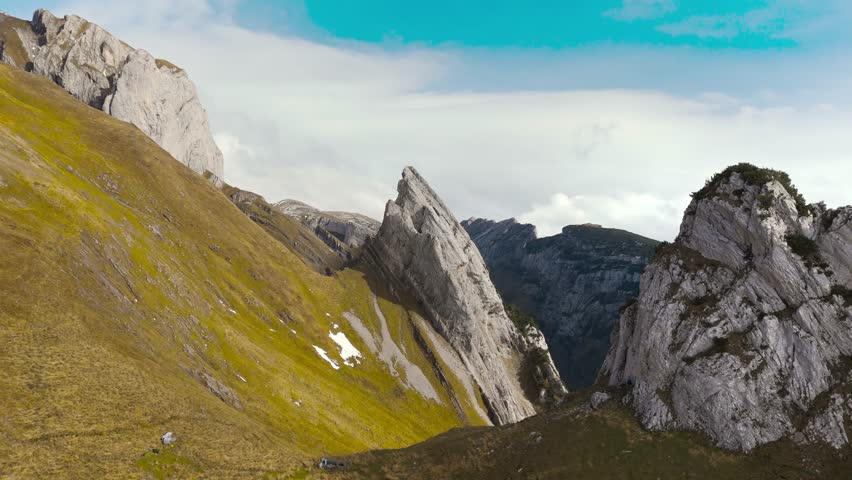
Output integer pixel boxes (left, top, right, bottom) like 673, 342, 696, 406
600, 164, 852, 452
463, 218, 657, 389
274, 199, 380, 251
0, 9, 223, 179
367, 167, 566, 425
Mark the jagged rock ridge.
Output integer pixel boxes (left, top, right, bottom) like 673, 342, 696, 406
600, 164, 852, 452
0, 9, 223, 179
367, 167, 566, 425
274, 199, 380, 252
463, 218, 657, 389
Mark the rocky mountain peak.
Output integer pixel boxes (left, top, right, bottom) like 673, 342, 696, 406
368, 167, 566, 425
601, 163, 852, 452
0, 9, 223, 179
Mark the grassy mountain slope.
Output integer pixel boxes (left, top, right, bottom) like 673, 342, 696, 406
338, 390, 851, 479
0, 64, 484, 478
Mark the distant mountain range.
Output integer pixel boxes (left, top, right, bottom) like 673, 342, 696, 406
463, 218, 658, 389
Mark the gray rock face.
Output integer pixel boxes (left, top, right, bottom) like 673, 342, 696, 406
462, 218, 657, 389
161, 432, 176, 446
590, 391, 610, 410
600, 164, 852, 452
367, 167, 566, 425
0, 9, 223, 179
274, 199, 380, 249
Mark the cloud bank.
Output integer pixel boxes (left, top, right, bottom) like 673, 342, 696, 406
41, 0, 852, 240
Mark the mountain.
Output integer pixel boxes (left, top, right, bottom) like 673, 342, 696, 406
462, 218, 658, 389
0, 63, 493, 478
340, 390, 850, 479
600, 164, 852, 452
273, 199, 380, 257
336, 165, 852, 479
0, 9, 223, 179
366, 168, 567, 424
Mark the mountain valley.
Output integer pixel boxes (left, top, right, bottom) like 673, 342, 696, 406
0, 6, 850, 480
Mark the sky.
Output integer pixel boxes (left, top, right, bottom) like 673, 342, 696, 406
2, 0, 851, 240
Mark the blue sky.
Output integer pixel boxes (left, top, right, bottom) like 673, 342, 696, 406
5, 0, 848, 50
248, 0, 846, 50
2, 0, 851, 240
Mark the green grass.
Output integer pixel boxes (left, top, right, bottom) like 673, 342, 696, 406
785, 233, 824, 268
0, 14, 32, 68
691, 163, 809, 215
338, 391, 852, 479
831, 285, 852, 306
154, 58, 184, 73
137, 446, 199, 480
504, 303, 537, 334
0, 64, 475, 478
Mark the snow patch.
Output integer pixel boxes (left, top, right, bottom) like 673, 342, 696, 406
329, 331, 362, 367
313, 345, 340, 370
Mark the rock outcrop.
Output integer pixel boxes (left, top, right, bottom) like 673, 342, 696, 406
274, 199, 380, 250
220, 183, 348, 274
367, 167, 566, 425
0, 9, 223, 178
600, 164, 852, 452
463, 218, 657, 389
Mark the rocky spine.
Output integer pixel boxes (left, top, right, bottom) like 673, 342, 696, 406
367, 167, 566, 425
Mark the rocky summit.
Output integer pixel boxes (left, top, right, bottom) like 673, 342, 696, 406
367, 167, 567, 425
274, 199, 380, 252
0, 9, 223, 179
463, 218, 658, 389
600, 164, 852, 452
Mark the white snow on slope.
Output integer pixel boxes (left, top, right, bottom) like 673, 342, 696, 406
313, 345, 340, 370
329, 331, 362, 367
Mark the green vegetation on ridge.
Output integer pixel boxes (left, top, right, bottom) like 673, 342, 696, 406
691, 163, 809, 215
0, 64, 481, 478
337, 391, 852, 479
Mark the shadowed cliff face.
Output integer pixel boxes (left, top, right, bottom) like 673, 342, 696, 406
601, 164, 852, 452
463, 218, 658, 389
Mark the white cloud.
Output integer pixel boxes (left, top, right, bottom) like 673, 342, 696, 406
43, 1, 852, 241
605, 0, 676, 22
519, 193, 686, 240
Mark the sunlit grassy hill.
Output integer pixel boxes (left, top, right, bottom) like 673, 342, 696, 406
0, 64, 485, 478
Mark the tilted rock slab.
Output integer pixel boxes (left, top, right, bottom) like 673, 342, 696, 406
367, 167, 566, 425
0, 9, 223, 179
600, 166, 852, 451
